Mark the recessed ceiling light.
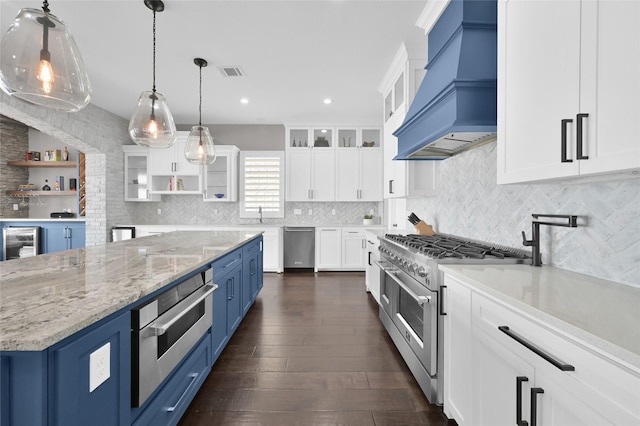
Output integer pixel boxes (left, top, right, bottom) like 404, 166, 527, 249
240, 98, 249, 104
323, 98, 332, 104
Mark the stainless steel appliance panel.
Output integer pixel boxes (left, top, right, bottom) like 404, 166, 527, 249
283, 227, 315, 269
132, 268, 216, 407
2, 226, 41, 260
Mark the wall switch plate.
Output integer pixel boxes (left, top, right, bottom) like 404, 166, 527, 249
89, 342, 110, 392
156, 208, 162, 215
369, 209, 374, 215
294, 209, 302, 215
331, 209, 336, 215
12, 204, 18, 211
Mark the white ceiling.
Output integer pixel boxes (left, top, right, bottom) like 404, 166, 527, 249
0, 0, 428, 127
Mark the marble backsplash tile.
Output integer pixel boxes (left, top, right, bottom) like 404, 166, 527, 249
130, 199, 382, 227
406, 142, 640, 286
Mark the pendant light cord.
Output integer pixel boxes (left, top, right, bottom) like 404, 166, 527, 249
198, 64, 203, 126
152, 8, 157, 94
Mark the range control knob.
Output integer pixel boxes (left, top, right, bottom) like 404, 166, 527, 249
407, 263, 417, 273
417, 266, 427, 278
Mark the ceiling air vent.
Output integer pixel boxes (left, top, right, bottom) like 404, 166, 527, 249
218, 66, 245, 77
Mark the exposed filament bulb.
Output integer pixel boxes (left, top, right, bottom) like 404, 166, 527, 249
37, 58, 55, 94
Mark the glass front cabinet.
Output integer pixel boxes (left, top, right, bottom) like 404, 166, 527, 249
122, 145, 160, 202
203, 145, 239, 202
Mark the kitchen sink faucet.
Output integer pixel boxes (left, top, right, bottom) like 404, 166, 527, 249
522, 214, 578, 266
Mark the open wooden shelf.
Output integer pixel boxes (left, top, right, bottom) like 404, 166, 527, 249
6, 190, 78, 196
7, 160, 77, 168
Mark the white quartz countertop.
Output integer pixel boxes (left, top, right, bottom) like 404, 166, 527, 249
439, 264, 640, 370
0, 231, 261, 351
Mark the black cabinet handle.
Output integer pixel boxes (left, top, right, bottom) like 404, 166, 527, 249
499, 326, 575, 371
368, 251, 372, 266
561, 119, 573, 163
531, 387, 544, 426
389, 180, 394, 194
576, 113, 589, 160
516, 376, 529, 426
439, 285, 447, 316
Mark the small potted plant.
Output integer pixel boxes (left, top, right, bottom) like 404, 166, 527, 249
363, 214, 374, 225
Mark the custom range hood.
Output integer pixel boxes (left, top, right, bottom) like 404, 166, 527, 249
394, 0, 497, 160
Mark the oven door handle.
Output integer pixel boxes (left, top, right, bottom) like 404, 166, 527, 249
378, 263, 431, 306
147, 283, 218, 336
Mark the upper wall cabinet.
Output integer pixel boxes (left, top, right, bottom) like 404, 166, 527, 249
122, 145, 160, 202
497, 0, 640, 184
149, 132, 202, 194
379, 44, 438, 199
335, 128, 382, 202
203, 145, 239, 202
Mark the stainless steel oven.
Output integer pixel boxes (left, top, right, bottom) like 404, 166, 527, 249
131, 267, 216, 407
377, 259, 439, 403
377, 233, 530, 406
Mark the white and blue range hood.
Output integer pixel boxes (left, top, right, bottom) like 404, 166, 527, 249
394, 0, 498, 160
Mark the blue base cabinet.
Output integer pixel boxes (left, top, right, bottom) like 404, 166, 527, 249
51, 312, 131, 426
43, 222, 86, 254
0, 311, 130, 426
132, 332, 211, 426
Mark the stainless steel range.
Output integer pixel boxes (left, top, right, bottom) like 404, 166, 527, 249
376, 233, 530, 405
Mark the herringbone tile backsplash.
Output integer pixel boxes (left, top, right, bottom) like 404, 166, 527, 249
407, 142, 640, 286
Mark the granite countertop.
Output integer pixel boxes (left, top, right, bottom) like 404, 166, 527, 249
0, 231, 261, 351
0, 218, 86, 222
439, 264, 640, 371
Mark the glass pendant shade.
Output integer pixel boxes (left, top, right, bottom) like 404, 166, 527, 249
128, 90, 177, 148
0, 8, 92, 111
184, 125, 216, 165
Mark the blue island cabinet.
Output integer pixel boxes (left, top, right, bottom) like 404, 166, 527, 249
0, 311, 130, 426
243, 237, 264, 312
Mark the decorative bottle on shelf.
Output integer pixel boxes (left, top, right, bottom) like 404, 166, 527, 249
62, 147, 69, 161
42, 179, 51, 191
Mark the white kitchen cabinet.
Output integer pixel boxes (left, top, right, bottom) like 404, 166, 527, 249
149, 132, 202, 194
341, 228, 365, 270
286, 149, 334, 202
497, 0, 640, 184
442, 273, 640, 426
380, 44, 438, 199
443, 280, 472, 425
364, 232, 381, 304
123, 146, 160, 202
315, 228, 341, 270
335, 145, 382, 202
203, 145, 239, 202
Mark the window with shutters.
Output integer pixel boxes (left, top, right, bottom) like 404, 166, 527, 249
240, 151, 284, 219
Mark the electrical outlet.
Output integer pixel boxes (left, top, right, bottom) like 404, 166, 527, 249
331, 209, 336, 215
156, 208, 162, 215
308, 209, 313, 215
294, 209, 302, 215
213, 209, 218, 215
89, 342, 110, 392
369, 209, 374, 215
13, 204, 18, 211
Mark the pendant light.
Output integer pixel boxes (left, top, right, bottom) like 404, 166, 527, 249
0, 0, 91, 111
128, 0, 176, 148
184, 58, 216, 165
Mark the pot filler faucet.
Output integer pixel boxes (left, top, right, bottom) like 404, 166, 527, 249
522, 214, 578, 266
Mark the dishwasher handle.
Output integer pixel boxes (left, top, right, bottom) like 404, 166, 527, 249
284, 227, 315, 232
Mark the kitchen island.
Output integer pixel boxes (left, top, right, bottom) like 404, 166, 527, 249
0, 230, 263, 426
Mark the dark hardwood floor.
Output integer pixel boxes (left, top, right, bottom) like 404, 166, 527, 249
179, 271, 452, 425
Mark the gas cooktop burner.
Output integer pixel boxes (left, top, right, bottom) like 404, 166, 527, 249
384, 233, 530, 261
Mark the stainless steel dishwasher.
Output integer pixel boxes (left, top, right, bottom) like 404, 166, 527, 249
283, 227, 315, 269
